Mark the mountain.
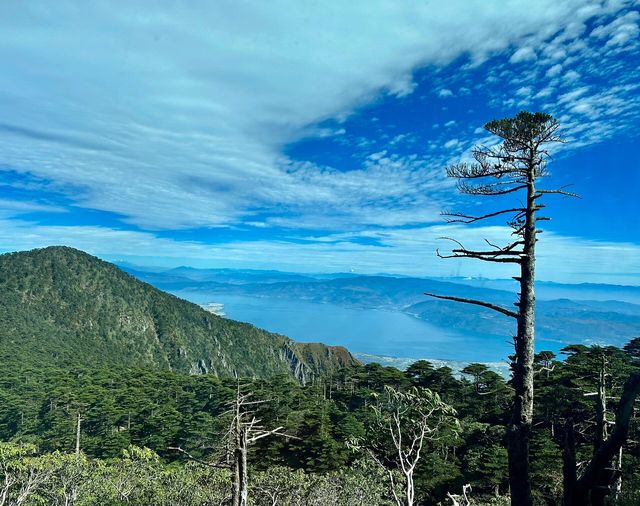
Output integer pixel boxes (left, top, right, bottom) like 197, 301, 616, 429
172, 274, 516, 309
0, 247, 357, 381
437, 277, 640, 304
116, 264, 359, 290
163, 266, 317, 285
125, 263, 640, 306
229, 276, 639, 348
148, 271, 639, 350
106, 264, 640, 356
406, 298, 640, 349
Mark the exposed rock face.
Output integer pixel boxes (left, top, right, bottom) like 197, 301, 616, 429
279, 340, 359, 385
190, 358, 216, 375
280, 341, 310, 385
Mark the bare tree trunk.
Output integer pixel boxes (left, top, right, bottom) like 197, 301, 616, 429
232, 439, 248, 506
75, 412, 82, 458
232, 390, 242, 506
232, 451, 241, 506
594, 354, 607, 453
405, 470, 414, 506
565, 372, 640, 505
508, 167, 536, 506
238, 428, 248, 506
563, 419, 578, 506
612, 447, 623, 501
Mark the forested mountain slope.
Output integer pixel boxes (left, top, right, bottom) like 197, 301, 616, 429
0, 246, 356, 380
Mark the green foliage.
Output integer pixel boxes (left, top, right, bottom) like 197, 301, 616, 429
484, 111, 558, 150
0, 442, 232, 506
462, 423, 508, 496
623, 336, 640, 362
0, 340, 638, 504
0, 246, 357, 380
250, 460, 393, 506
1, 248, 639, 504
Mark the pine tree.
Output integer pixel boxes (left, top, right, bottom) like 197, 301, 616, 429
427, 111, 576, 506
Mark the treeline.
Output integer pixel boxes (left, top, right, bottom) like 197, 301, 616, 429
0, 339, 638, 505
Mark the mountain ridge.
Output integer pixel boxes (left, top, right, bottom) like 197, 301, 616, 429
0, 246, 357, 382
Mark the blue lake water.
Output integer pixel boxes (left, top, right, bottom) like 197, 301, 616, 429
173, 290, 512, 362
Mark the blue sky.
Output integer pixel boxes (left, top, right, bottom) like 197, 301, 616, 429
1, 1, 639, 283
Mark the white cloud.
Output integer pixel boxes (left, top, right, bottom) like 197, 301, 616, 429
388, 75, 418, 97
558, 86, 591, 103
546, 63, 563, 77
0, 0, 627, 231
591, 10, 640, 47
0, 199, 66, 217
516, 86, 532, 96
535, 86, 555, 98
510, 47, 537, 63
438, 88, 454, 97
1, 218, 638, 284
564, 70, 581, 82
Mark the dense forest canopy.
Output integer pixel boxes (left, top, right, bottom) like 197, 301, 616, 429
0, 340, 638, 505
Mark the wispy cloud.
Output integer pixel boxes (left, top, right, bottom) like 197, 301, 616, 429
1, 218, 638, 284
1, 1, 638, 282
0, 199, 66, 217
1, 0, 634, 231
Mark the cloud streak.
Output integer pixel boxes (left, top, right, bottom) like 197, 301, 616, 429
1, 217, 638, 285
1, 0, 633, 231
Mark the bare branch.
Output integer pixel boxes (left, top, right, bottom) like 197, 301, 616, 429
168, 447, 228, 469
424, 293, 518, 318
442, 207, 526, 224
437, 237, 523, 262
536, 188, 580, 198
436, 248, 522, 263
247, 426, 300, 443
446, 163, 517, 180
458, 182, 527, 196
484, 238, 524, 252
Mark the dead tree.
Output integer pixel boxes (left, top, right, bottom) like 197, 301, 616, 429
355, 386, 457, 506
75, 412, 82, 458
563, 372, 640, 505
447, 484, 472, 506
426, 112, 576, 506
594, 353, 609, 454
170, 381, 295, 506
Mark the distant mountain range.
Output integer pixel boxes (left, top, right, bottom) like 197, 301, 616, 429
119, 263, 640, 351
437, 277, 640, 305
0, 247, 357, 382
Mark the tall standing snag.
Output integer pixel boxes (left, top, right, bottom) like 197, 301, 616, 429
426, 111, 576, 506
170, 380, 296, 506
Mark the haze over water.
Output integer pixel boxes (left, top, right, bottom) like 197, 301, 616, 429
176, 290, 522, 363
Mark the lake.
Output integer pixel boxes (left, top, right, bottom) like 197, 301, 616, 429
173, 290, 513, 362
